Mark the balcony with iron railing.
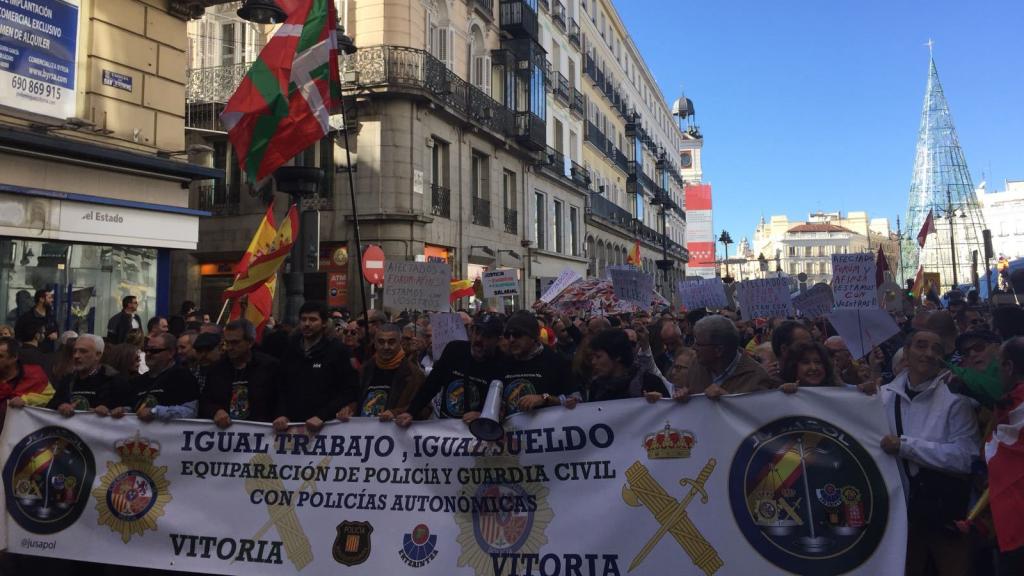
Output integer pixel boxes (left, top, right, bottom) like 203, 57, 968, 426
431, 184, 451, 218
587, 191, 633, 232
568, 18, 580, 47
473, 0, 494, 20
185, 62, 251, 131
500, 0, 538, 39
514, 111, 546, 151
545, 146, 566, 176
472, 196, 491, 227
196, 183, 240, 216
584, 54, 595, 80
504, 207, 518, 234
570, 88, 584, 116
552, 1, 566, 30
555, 73, 570, 104
570, 161, 590, 188
347, 45, 516, 140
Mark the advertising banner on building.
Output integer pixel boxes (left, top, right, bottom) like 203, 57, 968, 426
2, 390, 906, 575
684, 184, 715, 277
0, 0, 80, 119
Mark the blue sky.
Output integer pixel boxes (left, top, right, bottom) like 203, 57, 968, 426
617, 0, 1024, 247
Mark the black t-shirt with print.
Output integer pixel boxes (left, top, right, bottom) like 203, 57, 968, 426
501, 346, 575, 416
408, 341, 504, 419
129, 364, 199, 411
360, 367, 397, 417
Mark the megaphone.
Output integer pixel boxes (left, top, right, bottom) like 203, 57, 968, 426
469, 380, 504, 442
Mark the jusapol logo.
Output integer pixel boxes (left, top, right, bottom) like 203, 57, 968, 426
399, 523, 438, 567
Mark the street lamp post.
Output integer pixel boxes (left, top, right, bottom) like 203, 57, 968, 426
718, 230, 733, 282
758, 252, 767, 279
273, 166, 323, 324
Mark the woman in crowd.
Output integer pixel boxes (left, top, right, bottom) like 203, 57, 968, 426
588, 328, 667, 402
779, 340, 837, 393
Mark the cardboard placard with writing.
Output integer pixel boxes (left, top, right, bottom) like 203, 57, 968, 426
540, 268, 583, 303
383, 261, 450, 311
481, 268, 520, 297
429, 312, 468, 360
676, 278, 728, 310
832, 253, 878, 309
737, 277, 794, 320
792, 283, 834, 319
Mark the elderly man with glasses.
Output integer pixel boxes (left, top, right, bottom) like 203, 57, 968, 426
675, 315, 774, 402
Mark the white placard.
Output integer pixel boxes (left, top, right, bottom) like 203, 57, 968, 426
832, 253, 878, 309
676, 278, 727, 310
383, 261, 450, 311
792, 283, 834, 319
827, 308, 901, 359
539, 268, 582, 303
609, 267, 648, 307
481, 268, 519, 297
428, 311, 467, 360
737, 276, 794, 320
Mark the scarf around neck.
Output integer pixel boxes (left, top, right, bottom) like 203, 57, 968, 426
376, 349, 406, 370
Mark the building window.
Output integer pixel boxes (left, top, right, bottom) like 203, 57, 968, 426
471, 152, 488, 199
569, 206, 580, 256
553, 199, 564, 253
503, 170, 517, 234
534, 191, 546, 250
635, 193, 644, 221
221, 23, 236, 66
430, 137, 451, 218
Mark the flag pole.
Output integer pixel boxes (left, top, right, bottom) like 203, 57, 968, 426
337, 24, 369, 326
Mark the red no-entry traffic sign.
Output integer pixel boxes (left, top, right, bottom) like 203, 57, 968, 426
363, 245, 385, 286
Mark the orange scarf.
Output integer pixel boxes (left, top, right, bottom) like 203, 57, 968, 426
376, 349, 406, 370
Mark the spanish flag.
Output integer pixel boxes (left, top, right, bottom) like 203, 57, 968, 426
911, 265, 925, 299
223, 203, 299, 299
626, 240, 641, 267
227, 203, 281, 338
450, 279, 475, 302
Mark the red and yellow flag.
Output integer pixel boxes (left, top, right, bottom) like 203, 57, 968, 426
450, 279, 475, 302
626, 240, 641, 267
223, 204, 299, 299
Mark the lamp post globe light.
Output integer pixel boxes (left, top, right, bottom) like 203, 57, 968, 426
719, 230, 733, 283
237, 0, 287, 24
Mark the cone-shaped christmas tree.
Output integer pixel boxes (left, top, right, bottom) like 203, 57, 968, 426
902, 53, 987, 292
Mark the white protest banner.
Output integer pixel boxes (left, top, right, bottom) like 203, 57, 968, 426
676, 278, 728, 310
1, 390, 906, 575
383, 261, 450, 311
481, 269, 519, 298
540, 268, 582, 303
609, 267, 647, 307
429, 312, 468, 360
737, 276, 794, 320
827, 308, 901, 360
832, 253, 878, 309
793, 283, 835, 319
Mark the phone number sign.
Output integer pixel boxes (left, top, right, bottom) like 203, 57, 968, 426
0, 0, 80, 119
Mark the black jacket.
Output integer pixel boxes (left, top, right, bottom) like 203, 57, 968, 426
200, 352, 280, 423
357, 357, 424, 417
277, 333, 359, 422
122, 364, 199, 411
107, 312, 142, 344
49, 364, 124, 410
408, 340, 504, 419
589, 368, 667, 402
18, 346, 54, 381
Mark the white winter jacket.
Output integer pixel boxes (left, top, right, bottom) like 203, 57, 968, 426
881, 370, 980, 477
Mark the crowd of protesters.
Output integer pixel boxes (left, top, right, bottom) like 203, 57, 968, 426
2, 279, 1024, 576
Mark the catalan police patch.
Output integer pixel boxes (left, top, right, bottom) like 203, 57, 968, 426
2, 426, 95, 534
728, 416, 889, 575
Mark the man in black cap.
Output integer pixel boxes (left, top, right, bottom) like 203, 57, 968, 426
189, 331, 222, 393
396, 313, 506, 426
500, 311, 578, 416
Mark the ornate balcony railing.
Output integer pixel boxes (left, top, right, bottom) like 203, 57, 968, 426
472, 196, 491, 227
431, 184, 451, 218
504, 207, 518, 234
584, 54, 595, 80
186, 62, 249, 104
348, 45, 514, 139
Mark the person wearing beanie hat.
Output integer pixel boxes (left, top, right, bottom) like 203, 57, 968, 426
396, 313, 507, 427
500, 311, 579, 416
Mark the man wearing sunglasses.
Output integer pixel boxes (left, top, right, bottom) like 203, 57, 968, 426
121, 332, 199, 422
501, 311, 578, 415
396, 314, 506, 427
